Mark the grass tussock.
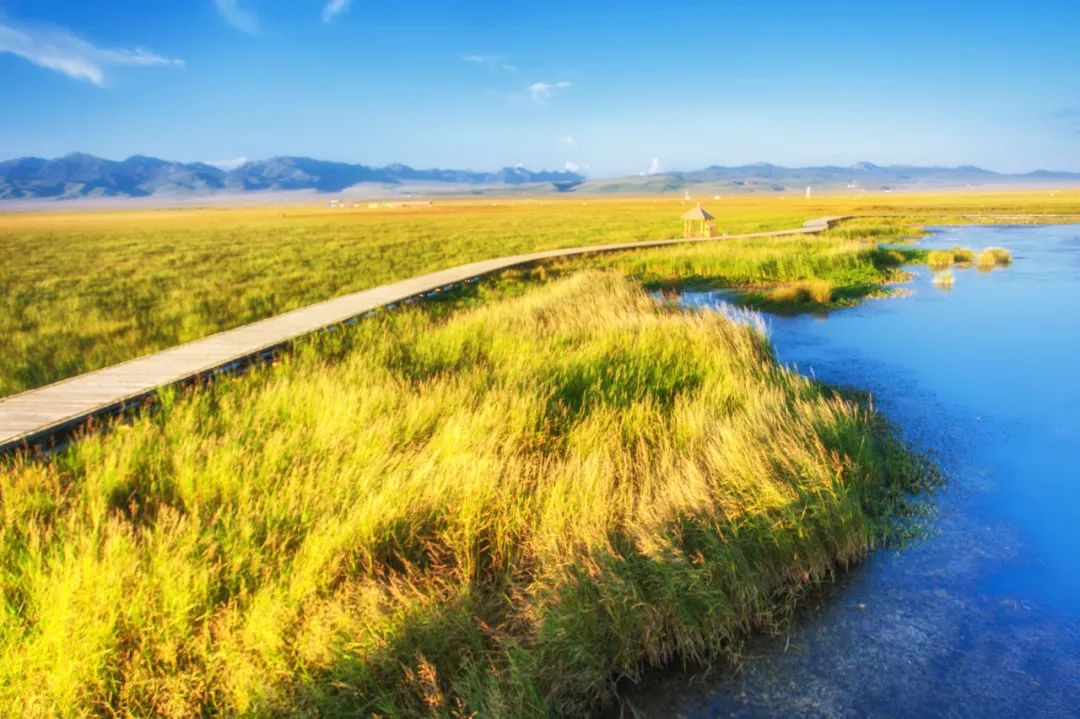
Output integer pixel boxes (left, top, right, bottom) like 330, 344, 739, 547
766, 279, 834, 305
926, 249, 955, 270
976, 246, 1013, 269
927, 247, 977, 269
0, 272, 935, 717
951, 247, 976, 265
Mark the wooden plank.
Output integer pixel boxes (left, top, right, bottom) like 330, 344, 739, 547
0, 216, 851, 453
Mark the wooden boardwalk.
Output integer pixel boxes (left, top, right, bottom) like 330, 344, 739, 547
0, 215, 849, 454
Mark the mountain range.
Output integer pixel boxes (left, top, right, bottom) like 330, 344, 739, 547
2, 154, 1080, 201
0, 153, 584, 200
576, 161, 1080, 194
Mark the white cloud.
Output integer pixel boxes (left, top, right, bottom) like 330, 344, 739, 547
557, 134, 577, 146
322, 0, 353, 23
528, 81, 571, 102
462, 54, 518, 72
214, 0, 260, 35
564, 160, 580, 173
647, 157, 662, 175
206, 156, 248, 171
0, 20, 182, 86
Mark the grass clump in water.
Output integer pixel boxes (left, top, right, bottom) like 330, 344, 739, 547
976, 246, 1013, 269
951, 247, 976, 265
927, 250, 955, 270
765, 278, 834, 306
0, 271, 935, 717
928, 247, 977, 270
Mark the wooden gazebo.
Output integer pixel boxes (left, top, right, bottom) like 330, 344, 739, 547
681, 203, 716, 238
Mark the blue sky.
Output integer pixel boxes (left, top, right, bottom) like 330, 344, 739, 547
1, 0, 1078, 176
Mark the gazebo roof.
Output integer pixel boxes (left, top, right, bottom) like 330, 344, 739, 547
681, 203, 714, 221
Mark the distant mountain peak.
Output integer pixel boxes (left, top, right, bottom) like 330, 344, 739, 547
0, 153, 585, 200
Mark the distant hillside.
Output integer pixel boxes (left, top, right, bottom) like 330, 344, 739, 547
2, 155, 1079, 201
578, 161, 1080, 194
0, 153, 584, 200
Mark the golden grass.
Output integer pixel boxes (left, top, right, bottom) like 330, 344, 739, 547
766, 279, 835, 305
952, 247, 976, 265
926, 250, 955, 270
0, 271, 935, 717
1, 190, 1078, 396
977, 246, 1014, 269
0, 189, 1070, 715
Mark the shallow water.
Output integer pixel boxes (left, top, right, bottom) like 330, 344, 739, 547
647, 225, 1080, 718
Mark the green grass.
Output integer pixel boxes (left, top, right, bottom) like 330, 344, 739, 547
0, 271, 936, 717
576, 233, 925, 312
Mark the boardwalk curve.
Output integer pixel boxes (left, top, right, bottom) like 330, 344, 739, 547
0, 215, 850, 453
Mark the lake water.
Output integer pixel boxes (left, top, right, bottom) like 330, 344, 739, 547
647, 224, 1080, 717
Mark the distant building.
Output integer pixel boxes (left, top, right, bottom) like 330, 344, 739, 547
681, 203, 716, 238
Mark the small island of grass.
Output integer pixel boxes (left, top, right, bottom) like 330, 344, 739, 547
977, 246, 1014, 269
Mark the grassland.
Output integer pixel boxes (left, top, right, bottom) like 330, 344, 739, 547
0, 270, 935, 717
1, 190, 1078, 716
2, 191, 1080, 397
0, 198, 802, 397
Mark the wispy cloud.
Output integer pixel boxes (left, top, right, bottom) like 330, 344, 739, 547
647, 157, 662, 175
0, 19, 182, 86
215, 0, 260, 35
462, 54, 518, 72
557, 134, 577, 146
564, 160, 580, 173
528, 81, 571, 102
322, 0, 353, 23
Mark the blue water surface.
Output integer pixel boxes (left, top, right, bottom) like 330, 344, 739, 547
646, 224, 1080, 718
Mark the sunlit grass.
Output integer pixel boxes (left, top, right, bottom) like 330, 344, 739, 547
1, 190, 1076, 396
977, 246, 1014, 269
0, 197, 801, 397
765, 278, 835, 305
951, 247, 976, 265
0, 189, 1068, 715
927, 250, 955, 270
0, 271, 936, 717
